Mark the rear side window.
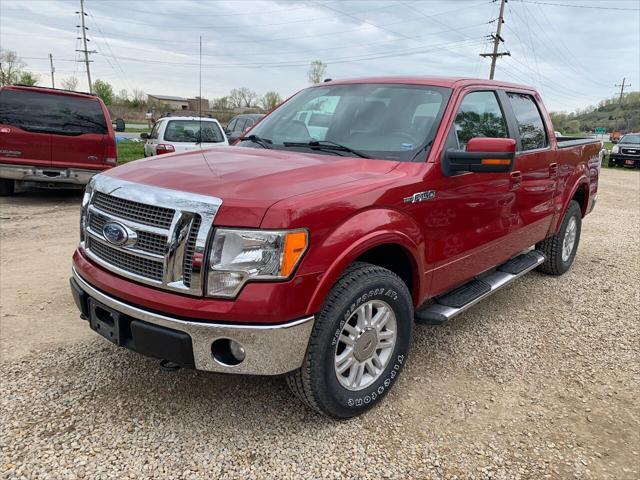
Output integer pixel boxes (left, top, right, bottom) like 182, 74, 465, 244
0, 89, 107, 135
453, 91, 508, 148
164, 120, 224, 143
507, 93, 548, 151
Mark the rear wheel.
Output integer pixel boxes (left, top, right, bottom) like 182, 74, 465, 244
286, 262, 413, 419
537, 200, 582, 275
0, 179, 15, 196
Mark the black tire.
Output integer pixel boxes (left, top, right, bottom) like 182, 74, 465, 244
536, 200, 582, 275
0, 179, 15, 196
286, 262, 413, 419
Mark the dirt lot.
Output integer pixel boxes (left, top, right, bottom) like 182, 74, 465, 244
1, 169, 638, 479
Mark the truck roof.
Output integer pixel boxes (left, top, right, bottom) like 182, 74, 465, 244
322, 76, 536, 92
0, 84, 97, 99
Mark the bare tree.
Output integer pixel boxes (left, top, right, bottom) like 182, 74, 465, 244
130, 88, 147, 107
211, 96, 231, 110
115, 88, 129, 104
307, 60, 327, 85
229, 87, 258, 108
61, 76, 79, 91
261, 91, 282, 111
0, 49, 26, 85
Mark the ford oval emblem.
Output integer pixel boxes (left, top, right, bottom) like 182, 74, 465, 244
103, 222, 129, 246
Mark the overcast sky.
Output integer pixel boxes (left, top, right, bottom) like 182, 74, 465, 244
1, 0, 638, 112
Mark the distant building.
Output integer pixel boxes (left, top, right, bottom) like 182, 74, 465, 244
187, 97, 210, 111
147, 94, 189, 110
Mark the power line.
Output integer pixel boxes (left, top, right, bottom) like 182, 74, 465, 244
511, 0, 639, 11
95, 38, 485, 69
480, 0, 510, 79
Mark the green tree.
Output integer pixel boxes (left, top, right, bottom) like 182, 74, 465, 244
260, 91, 282, 111
93, 79, 114, 105
17, 71, 38, 86
307, 60, 327, 84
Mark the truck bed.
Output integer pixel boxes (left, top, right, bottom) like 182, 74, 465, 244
556, 137, 602, 149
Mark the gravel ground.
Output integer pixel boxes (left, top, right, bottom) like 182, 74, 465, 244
1, 168, 639, 479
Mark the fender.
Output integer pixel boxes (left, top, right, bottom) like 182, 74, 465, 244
549, 168, 590, 235
304, 208, 426, 315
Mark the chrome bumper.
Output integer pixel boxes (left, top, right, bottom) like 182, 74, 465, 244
72, 268, 314, 375
0, 163, 101, 185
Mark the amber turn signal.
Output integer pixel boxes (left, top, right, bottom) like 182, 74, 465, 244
481, 158, 511, 165
280, 231, 308, 276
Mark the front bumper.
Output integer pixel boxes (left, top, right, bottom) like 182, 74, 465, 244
71, 267, 314, 375
0, 163, 103, 185
609, 154, 640, 167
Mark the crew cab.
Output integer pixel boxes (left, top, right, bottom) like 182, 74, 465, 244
0, 85, 116, 195
141, 116, 228, 157
70, 77, 602, 418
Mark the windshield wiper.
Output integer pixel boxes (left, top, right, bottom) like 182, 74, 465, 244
238, 134, 272, 149
282, 140, 371, 158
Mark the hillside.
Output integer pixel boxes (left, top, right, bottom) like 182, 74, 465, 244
550, 91, 640, 134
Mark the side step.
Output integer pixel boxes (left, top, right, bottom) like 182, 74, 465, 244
415, 250, 545, 325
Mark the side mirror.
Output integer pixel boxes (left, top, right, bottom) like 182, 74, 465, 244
140, 132, 149, 140
442, 137, 516, 176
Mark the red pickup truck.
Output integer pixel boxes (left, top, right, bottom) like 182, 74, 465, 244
70, 77, 602, 418
0, 85, 116, 195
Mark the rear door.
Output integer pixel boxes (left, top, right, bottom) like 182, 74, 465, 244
0, 88, 52, 167
501, 91, 556, 248
49, 94, 111, 170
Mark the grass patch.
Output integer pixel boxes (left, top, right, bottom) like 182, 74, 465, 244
117, 141, 145, 164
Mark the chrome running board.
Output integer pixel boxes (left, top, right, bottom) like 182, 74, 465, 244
415, 250, 546, 325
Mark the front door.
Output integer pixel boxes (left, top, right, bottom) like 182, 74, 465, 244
424, 89, 519, 296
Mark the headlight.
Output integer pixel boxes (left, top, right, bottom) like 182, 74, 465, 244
611, 145, 619, 154
207, 228, 308, 297
80, 177, 96, 242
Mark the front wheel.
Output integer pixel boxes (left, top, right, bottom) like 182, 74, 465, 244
537, 200, 582, 275
286, 262, 413, 418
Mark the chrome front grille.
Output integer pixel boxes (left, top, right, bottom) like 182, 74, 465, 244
87, 237, 164, 281
81, 175, 222, 296
621, 148, 639, 156
93, 191, 175, 228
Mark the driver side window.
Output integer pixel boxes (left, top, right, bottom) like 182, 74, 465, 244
454, 91, 508, 149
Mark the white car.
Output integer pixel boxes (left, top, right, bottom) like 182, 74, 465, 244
142, 116, 228, 156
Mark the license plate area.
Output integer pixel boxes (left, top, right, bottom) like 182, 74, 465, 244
625, 160, 635, 165
88, 298, 121, 345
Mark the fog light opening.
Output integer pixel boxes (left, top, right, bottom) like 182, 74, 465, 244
211, 338, 246, 366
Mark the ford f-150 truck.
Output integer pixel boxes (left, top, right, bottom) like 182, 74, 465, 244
70, 77, 602, 418
0, 85, 116, 195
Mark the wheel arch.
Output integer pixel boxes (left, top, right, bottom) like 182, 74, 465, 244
304, 210, 426, 315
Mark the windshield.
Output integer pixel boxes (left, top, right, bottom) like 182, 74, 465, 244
164, 120, 224, 143
0, 89, 107, 135
620, 134, 640, 144
240, 83, 451, 161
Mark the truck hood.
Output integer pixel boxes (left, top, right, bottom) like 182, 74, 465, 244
105, 146, 398, 226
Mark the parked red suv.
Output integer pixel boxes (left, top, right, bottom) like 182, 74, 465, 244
70, 77, 602, 418
0, 85, 116, 195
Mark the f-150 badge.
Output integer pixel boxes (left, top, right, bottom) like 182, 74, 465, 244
404, 191, 436, 203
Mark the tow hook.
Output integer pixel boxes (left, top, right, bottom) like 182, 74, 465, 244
159, 359, 181, 372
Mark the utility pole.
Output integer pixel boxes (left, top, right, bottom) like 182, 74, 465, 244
480, 0, 510, 80
76, 0, 93, 93
615, 77, 631, 103
49, 53, 55, 88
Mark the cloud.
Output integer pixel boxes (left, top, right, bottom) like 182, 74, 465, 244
1, 0, 638, 112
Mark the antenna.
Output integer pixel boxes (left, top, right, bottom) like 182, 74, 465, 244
199, 35, 203, 144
